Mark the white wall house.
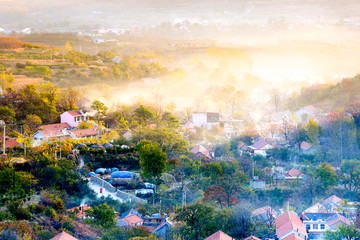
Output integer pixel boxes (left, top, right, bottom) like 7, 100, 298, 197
60, 110, 86, 128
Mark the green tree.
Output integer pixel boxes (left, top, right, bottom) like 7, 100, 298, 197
133, 105, 154, 125
91, 100, 108, 122
174, 202, 215, 240
325, 224, 360, 240
139, 141, 167, 182
316, 162, 338, 190
340, 159, 360, 195
0, 106, 15, 122
24, 114, 42, 133
85, 203, 116, 228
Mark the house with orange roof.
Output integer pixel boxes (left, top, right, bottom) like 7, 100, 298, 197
117, 214, 144, 228
4, 138, 22, 148
286, 168, 307, 180
248, 139, 277, 156
326, 213, 352, 230
190, 145, 213, 160
244, 236, 261, 240
298, 141, 318, 154
275, 211, 308, 240
69, 129, 99, 139
32, 129, 69, 146
204, 230, 235, 240
50, 231, 78, 240
39, 123, 71, 131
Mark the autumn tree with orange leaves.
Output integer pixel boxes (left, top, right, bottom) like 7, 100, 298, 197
204, 177, 242, 208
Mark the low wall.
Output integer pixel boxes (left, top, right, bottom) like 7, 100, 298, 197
90, 176, 116, 193
89, 176, 147, 204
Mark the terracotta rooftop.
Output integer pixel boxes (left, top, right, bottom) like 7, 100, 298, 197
63, 110, 83, 116
70, 129, 98, 138
252, 206, 277, 216
323, 195, 342, 206
121, 214, 144, 226
244, 236, 262, 240
39, 123, 70, 130
50, 231, 78, 240
304, 203, 329, 213
38, 129, 67, 138
204, 230, 234, 240
326, 213, 351, 227
286, 168, 303, 177
300, 141, 312, 151
276, 211, 307, 239
282, 233, 306, 240
5, 138, 21, 148
249, 140, 274, 150
237, 141, 246, 149
190, 145, 212, 160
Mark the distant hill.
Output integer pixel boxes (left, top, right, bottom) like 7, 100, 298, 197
287, 74, 360, 111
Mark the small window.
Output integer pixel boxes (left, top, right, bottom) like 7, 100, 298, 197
313, 224, 318, 229
320, 224, 325, 230
306, 225, 310, 230
34, 137, 38, 140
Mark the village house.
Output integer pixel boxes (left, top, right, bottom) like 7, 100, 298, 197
142, 215, 172, 239
248, 140, 277, 156
39, 123, 71, 130
275, 211, 308, 240
32, 129, 68, 146
252, 206, 279, 224
237, 141, 248, 155
250, 177, 266, 189
298, 141, 318, 154
60, 110, 86, 128
190, 145, 213, 161
4, 138, 22, 148
295, 105, 320, 123
192, 112, 220, 129
50, 231, 78, 240
116, 214, 144, 228
68, 129, 99, 139
286, 168, 308, 180
204, 230, 235, 240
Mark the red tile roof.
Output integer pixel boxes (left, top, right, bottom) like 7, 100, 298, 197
252, 206, 277, 216
5, 138, 21, 148
50, 231, 78, 240
304, 203, 329, 213
237, 141, 246, 149
282, 233, 306, 240
204, 230, 234, 240
249, 140, 276, 150
38, 129, 67, 138
122, 214, 143, 226
323, 195, 342, 206
276, 211, 307, 239
303, 105, 318, 114
64, 110, 83, 116
39, 123, 70, 130
244, 236, 262, 240
286, 168, 303, 177
326, 213, 351, 227
190, 145, 212, 160
300, 141, 312, 151
70, 129, 98, 138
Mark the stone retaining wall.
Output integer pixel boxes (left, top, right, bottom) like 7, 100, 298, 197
89, 176, 147, 204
